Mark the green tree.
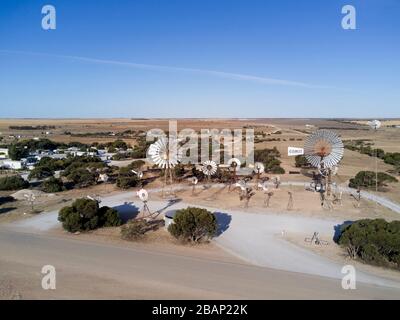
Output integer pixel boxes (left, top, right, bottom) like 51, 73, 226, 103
0, 175, 29, 191
349, 171, 397, 189
168, 207, 217, 243
66, 168, 97, 188
8, 145, 29, 160
116, 167, 139, 189
294, 155, 309, 168
58, 198, 121, 232
28, 166, 54, 180
338, 219, 400, 269
41, 177, 64, 193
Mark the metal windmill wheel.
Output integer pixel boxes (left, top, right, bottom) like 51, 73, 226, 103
148, 136, 182, 197
137, 188, 152, 219
304, 130, 344, 196
304, 130, 344, 169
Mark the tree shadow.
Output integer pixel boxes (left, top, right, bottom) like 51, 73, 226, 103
0, 196, 15, 206
154, 198, 182, 215
0, 207, 17, 215
214, 211, 232, 236
333, 220, 353, 242
113, 202, 140, 223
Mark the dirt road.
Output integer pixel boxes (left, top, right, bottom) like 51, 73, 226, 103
1, 225, 400, 299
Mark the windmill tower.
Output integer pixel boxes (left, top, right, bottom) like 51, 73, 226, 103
148, 137, 182, 197
252, 162, 265, 186
304, 130, 344, 197
137, 188, 152, 219
201, 160, 218, 187
227, 158, 241, 190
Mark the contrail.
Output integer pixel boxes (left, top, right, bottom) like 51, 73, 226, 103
0, 49, 331, 89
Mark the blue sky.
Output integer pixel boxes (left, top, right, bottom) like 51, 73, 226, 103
0, 0, 399, 118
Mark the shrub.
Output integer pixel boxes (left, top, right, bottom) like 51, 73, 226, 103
168, 207, 217, 243
254, 147, 285, 174
338, 219, 400, 269
130, 160, 145, 169
0, 175, 29, 191
98, 206, 121, 227
121, 219, 149, 240
8, 145, 29, 160
121, 219, 163, 240
349, 171, 397, 189
65, 168, 97, 188
294, 155, 309, 168
28, 166, 54, 180
174, 164, 186, 178
116, 167, 139, 189
58, 198, 121, 232
41, 177, 64, 193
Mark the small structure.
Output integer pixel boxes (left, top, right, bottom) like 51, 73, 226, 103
305, 232, 329, 245
164, 210, 177, 229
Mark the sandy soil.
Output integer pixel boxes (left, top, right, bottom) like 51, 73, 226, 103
285, 233, 400, 284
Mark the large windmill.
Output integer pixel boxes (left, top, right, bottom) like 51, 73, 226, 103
148, 136, 182, 197
304, 130, 344, 196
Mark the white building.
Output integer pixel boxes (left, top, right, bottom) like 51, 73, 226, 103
0, 159, 23, 170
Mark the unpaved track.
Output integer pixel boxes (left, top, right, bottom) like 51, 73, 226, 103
0, 227, 400, 299
2, 185, 400, 299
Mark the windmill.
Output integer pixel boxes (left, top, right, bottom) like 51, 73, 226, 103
24, 193, 36, 212
188, 176, 198, 196
201, 160, 218, 187
131, 169, 144, 187
251, 162, 265, 185
367, 119, 381, 131
137, 188, 152, 219
260, 180, 273, 207
227, 158, 241, 190
148, 137, 182, 197
235, 180, 255, 208
304, 130, 344, 197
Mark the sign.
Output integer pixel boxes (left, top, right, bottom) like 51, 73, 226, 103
288, 147, 304, 156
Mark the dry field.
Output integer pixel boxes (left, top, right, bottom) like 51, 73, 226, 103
1, 117, 400, 219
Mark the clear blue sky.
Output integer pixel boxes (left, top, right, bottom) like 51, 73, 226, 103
0, 0, 399, 118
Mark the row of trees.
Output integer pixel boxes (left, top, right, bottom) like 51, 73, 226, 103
344, 140, 400, 173
348, 171, 398, 189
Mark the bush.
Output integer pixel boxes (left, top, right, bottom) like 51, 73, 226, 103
28, 166, 54, 180
168, 207, 217, 243
254, 147, 285, 174
338, 219, 400, 269
8, 145, 29, 160
349, 171, 398, 189
121, 219, 149, 240
174, 164, 186, 178
116, 167, 139, 189
66, 168, 97, 188
294, 155, 309, 168
58, 198, 121, 232
121, 219, 163, 240
0, 175, 29, 191
98, 206, 121, 227
41, 177, 65, 193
